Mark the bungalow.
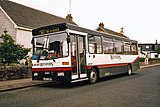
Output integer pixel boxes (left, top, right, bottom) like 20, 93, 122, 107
96, 22, 128, 38
138, 42, 160, 58
0, 0, 76, 49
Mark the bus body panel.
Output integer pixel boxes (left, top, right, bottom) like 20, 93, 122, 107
32, 56, 71, 69
32, 56, 72, 82
86, 54, 139, 67
98, 65, 128, 78
86, 54, 139, 77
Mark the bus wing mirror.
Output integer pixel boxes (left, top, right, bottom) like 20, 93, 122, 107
67, 37, 71, 43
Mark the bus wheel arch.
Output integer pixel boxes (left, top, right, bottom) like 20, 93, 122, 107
88, 66, 99, 84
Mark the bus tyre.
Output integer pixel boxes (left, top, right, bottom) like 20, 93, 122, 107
89, 68, 98, 84
127, 65, 132, 76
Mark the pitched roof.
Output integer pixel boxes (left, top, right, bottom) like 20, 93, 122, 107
0, 0, 77, 29
96, 23, 128, 38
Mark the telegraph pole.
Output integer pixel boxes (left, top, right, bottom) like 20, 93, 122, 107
69, 0, 71, 14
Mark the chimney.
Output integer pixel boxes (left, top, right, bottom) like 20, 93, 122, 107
120, 27, 124, 34
155, 39, 158, 44
66, 14, 73, 22
4, 28, 8, 34
99, 23, 104, 28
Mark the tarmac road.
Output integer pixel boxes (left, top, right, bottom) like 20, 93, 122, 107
0, 66, 160, 107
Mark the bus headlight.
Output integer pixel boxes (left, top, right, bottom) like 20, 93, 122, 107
34, 73, 38, 76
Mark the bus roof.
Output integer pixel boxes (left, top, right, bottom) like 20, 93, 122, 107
32, 23, 137, 43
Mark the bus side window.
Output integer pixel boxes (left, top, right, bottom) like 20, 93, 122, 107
88, 35, 102, 54
131, 43, 138, 55
114, 40, 123, 54
124, 41, 131, 55
103, 38, 114, 54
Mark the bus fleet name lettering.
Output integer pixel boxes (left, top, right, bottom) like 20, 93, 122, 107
110, 55, 121, 60
40, 63, 54, 66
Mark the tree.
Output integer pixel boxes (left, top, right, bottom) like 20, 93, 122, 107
0, 30, 30, 65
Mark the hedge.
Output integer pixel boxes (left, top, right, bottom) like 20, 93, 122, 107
0, 65, 31, 81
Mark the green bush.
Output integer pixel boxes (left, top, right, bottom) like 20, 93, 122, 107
0, 31, 30, 65
139, 58, 145, 62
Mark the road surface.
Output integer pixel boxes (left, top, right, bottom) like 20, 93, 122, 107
0, 66, 160, 107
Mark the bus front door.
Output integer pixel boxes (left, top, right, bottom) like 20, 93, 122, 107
71, 35, 87, 80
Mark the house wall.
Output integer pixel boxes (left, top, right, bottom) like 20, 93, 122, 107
0, 7, 16, 39
0, 7, 32, 49
16, 29, 32, 48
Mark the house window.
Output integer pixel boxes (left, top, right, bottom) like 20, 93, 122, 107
146, 46, 149, 49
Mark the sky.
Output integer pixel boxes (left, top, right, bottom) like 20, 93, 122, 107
10, 0, 160, 43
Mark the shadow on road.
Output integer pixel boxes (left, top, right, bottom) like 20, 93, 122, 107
98, 72, 137, 82
38, 73, 138, 89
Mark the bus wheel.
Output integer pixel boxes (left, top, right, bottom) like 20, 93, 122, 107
89, 68, 98, 84
128, 65, 132, 76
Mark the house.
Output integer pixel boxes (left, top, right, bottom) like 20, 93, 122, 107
138, 41, 160, 58
96, 22, 128, 38
0, 0, 76, 49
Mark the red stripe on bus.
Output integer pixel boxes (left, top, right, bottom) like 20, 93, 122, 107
131, 56, 139, 64
32, 67, 72, 72
98, 63, 128, 68
87, 56, 139, 69
86, 63, 128, 69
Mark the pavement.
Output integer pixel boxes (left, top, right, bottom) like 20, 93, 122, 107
140, 63, 160, 69
0, 78, 51, 92
0, 63, 160, 92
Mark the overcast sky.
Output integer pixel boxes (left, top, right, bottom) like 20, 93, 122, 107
11, 0, 160, 43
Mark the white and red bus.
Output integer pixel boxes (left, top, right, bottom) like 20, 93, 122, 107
31, 23, 139, 84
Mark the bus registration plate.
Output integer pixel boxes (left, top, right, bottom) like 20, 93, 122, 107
58, 72, 64, 76
45, 72, 50, 74
43, 77, 52, 80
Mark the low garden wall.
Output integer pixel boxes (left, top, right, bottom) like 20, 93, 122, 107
0, 65, 32, 81
139, 58, 160, 65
